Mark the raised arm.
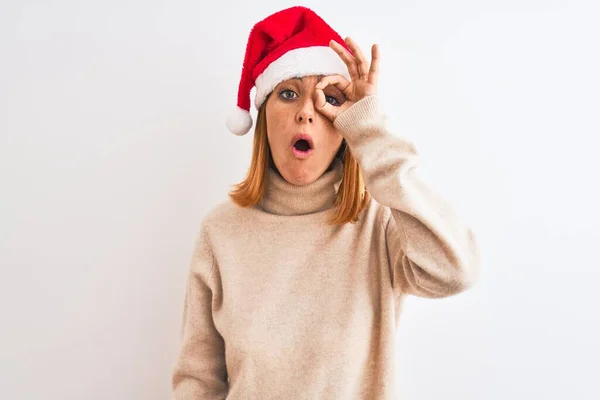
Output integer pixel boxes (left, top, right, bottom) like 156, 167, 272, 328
334, 95, 481, 297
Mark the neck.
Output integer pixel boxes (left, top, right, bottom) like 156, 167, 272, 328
259, 158, 344, 216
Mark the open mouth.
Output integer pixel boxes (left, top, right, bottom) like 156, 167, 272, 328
294, 139, 312, 152
291, 134, 314, 159
291, 133, 314, 151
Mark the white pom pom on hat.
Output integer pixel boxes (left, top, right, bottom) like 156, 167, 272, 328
226, 6, 352, 136
226, 105, 253, 136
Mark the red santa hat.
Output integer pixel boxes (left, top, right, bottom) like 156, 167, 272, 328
226, 6, 353, 136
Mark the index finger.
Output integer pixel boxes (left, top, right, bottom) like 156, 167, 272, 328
315, 74, 352, 97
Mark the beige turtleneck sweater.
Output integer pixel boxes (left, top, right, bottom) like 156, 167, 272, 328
171, 95, 481, 399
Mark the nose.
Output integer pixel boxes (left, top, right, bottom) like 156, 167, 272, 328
298, 114, 313, 123
297, 98, 315, 124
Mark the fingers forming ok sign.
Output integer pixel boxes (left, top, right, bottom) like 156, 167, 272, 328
315, 36, 380, 121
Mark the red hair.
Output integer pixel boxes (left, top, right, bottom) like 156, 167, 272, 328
229, 101, 371, 224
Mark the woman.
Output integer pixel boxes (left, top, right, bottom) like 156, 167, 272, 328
171, 6, 480, 399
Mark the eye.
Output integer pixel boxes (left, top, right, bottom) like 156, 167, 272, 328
279, 89, 298, 100
325, 95, 340, 106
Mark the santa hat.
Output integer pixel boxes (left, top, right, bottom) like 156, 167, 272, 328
226, 6, 353, 136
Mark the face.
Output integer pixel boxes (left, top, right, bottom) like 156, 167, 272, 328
265, 75, 345, 186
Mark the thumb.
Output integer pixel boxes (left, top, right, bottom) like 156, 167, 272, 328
314, 88, 338, 121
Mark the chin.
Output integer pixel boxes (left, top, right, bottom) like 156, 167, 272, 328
281, 162, 322, 186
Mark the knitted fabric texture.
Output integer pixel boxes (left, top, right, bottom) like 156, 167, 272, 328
172, 95, 481, 399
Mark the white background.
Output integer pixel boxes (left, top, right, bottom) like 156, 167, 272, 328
1, 0, 599, 399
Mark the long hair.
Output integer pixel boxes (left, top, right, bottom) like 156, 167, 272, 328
228, 99, 371, 225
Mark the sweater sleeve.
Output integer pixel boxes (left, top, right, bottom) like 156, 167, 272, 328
333, 95, 481, 298
171, 223, 229, 399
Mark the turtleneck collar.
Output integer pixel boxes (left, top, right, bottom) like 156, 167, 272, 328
258, 158, 344, 216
